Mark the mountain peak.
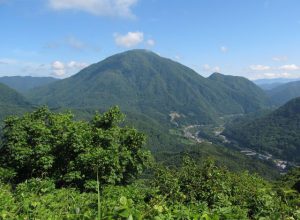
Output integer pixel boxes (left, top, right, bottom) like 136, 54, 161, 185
110, 49, 159, 59
209, 72, 224, 78
122, 49, 156, 54
27, 50, 268, 124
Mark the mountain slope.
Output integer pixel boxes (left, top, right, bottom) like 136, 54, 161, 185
0, 83, 32, 121
208, 73, 269, 113
27, 50, 268, 124
0, 76, 59, 93
224, 97, 300, 163
267, 80, 300, 106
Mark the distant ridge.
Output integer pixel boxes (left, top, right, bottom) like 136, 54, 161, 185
0, 76, 59, 93
253, 78, 300, 85
224, 97, 300, 163
266, 80, 300, 106
208, 72, 269, 113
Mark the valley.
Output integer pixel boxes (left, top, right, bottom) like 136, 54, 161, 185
173, 111, 299, 173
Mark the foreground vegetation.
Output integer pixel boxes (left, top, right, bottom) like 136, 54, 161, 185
0, 107, 299, 219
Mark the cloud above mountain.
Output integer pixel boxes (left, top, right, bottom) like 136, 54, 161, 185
279, 64, 299, 71
51, 60, 88, 77
114, 31, 144, 48
203, 64, 221, 73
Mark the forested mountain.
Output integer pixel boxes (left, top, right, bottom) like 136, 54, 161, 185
267, 80, 300, 106
224, 97, 300, 163
208, 73, 269, 113
0, 76, 59, 93
0, 83, 32, 121
26, 50, 268, 125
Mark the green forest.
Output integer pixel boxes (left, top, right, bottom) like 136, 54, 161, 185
224, 97, 300, 163
0, 107, 299, 219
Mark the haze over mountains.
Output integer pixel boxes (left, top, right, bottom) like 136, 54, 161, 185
266, 81, 300, 106
26, 49, 268, 124
253, 78, 300, 106
253, 78, 300, 87
0, 76, 59, 93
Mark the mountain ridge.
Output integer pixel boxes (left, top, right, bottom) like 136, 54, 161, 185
266, 80, 300, 106
224, 97, 300, 163
26, 49, 269, 125
0, 76, 59, 93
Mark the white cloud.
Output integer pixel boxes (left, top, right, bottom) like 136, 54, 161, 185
213, 66, 221, 72
51, 60, 89, 77
203, 64, 221, 72
174, 55, 181, 60
279, 64, 299, 71
49, 0, 138, 18
52, 61, 66, 77
67, 61, 88, 69
220, 46, 228, 53
0, 58, 89, 78
272, 56, 288, 62
114, 31, 144, 48
52, 61, 64, 69
261, 72, 294, 79
146, 39, 155, 47
250, 65, 271, 71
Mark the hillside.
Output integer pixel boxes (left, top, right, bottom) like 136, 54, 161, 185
267, 80, 300, 106
223, 97, 300, 163
27, 50, 268, 125
0, 83, 32, 121
208, 73, 269, 113
0, 76, 59, 93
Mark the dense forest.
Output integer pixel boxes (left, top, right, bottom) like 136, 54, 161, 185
224, 97, 300, 163
0, 107, 299, 219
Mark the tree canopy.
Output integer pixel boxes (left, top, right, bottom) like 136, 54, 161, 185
0, 106, 151, 189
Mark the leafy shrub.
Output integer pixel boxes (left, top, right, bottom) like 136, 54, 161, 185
0, 106, 151, 189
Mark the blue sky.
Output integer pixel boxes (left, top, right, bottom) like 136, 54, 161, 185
0, 0, 300, 79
